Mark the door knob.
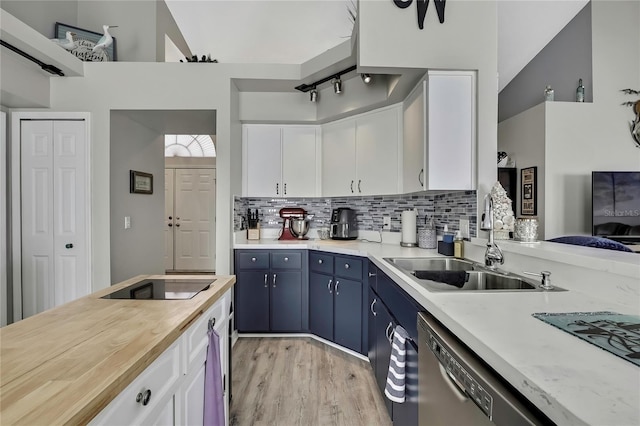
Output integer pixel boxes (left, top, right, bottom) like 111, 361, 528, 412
175, 223, 180, 227
168, 223, 173, 227
65, 243, 73, 249
168, 216, 172, 220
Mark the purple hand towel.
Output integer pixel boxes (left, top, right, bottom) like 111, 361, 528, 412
204, 328, 225, 426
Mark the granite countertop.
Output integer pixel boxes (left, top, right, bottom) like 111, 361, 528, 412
0, 275, 236, 425
234, 237, 640, 425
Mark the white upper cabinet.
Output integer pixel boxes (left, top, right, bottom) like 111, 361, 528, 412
243, 125, 320, 197
403, 70, 477, 192
321, 119, 356, 196
403, 83, 427, 193
321, 104, 402, 197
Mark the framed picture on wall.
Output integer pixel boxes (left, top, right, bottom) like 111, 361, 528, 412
130, 170, 153, 194
521, 166, 537, 215
54, 22, 117, 62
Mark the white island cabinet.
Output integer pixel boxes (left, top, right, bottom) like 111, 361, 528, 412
321, 104, 402, 197
242, 124, 320, 197
90, 291, 231, 426
403, 70, 476, 192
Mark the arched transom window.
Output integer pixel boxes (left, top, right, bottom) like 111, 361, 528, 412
164, 135, 216, 157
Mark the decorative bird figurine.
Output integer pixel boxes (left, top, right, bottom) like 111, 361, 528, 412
50, 31, 77, 51
92, 25, 118, 55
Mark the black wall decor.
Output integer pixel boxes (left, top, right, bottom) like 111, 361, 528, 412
393, 0, 446, 29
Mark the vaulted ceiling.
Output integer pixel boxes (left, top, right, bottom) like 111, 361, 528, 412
165, 0, 589, 92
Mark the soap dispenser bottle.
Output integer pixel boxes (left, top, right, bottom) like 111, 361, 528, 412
454, 230, 464, 259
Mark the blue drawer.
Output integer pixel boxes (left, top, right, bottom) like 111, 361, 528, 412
309, 252, 334, 274
271, 251, 302, 269
377, 273, 419, 342
334, 256, 362, 281
236, 252, 269, 270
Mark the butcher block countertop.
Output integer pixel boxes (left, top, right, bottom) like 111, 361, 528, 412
0, 274, 235, 425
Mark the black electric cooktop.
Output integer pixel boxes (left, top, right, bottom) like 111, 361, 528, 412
102, 279, 215, 300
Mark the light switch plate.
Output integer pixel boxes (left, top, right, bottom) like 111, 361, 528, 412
125, 216, 131, 229
383, 216, 391, 230
460, 219, 469, 238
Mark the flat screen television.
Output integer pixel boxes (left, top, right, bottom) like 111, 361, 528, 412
592, 171, 640, 242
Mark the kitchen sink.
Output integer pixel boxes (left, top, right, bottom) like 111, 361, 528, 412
384, 257, 474, 272
383, 257, 566, 292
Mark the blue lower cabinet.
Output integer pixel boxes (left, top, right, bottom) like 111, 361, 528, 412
310, 272, 363, 353
309, 272, 334, 341
369, 261, 419, 426
235, 270, 270, 332
334, 277, 362, 353
270, 271, 302, 331
235, 250, 307, 333
309, 251, 367, 355
373, 296, 394, 418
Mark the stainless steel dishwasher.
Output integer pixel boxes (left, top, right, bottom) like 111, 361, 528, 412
418, 312, 547, 425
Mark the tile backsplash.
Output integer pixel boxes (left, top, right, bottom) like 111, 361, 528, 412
235, 191, 477, 237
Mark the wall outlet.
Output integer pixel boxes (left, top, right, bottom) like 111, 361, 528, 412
383, 216, 391, 230
124, 216, 131, 229
459, 219, 469, 238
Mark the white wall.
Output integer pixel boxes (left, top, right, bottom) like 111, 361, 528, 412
109, 111, 165, 284
358, 0, 498, 234
499, 1, 640, 239
498, 103, 546, 237
0, 51, 51, 108
0, 1, 78, 37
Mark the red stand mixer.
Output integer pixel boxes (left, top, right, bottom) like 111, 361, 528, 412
278, 207, 309, 240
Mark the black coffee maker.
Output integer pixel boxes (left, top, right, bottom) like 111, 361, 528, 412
330, 208, 357, 240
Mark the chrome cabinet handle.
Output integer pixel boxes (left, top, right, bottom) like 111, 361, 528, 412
370, 298, 377, 316
318, 259, 323, 264
284, 257, 289, 262
344, 263, 350, 269
136, 389, 152, 406
335, 280, 340, 295
264, 273, 268, 288
328, 279, 333, 294
350, 180, 354, 193
273, 273, 277, 287
358, 179, 361, 193
419, 168, 424, 186
368, 272, 376, 277
208, 317, 216, 330
251, 257, 257, 262
385, 322, 393, 343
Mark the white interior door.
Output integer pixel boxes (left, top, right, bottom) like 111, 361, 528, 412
21, 120, 88, 318
164, 169, 175, 271
1, 111, 7, 327
174, 169, 216, 271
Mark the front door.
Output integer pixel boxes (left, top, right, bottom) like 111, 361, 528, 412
165, 168, 216, 271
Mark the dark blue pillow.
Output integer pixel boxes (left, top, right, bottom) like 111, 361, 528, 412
547, 236, 633, 252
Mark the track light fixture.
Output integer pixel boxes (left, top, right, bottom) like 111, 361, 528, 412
332, 77, 342, 94
309, 87, 318, 102
294, 64, 357, 95
361, 73, 372, 84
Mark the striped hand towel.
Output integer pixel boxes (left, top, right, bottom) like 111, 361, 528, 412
384, 325, 409, 403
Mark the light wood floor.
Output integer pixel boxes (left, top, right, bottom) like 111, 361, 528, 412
229, 337, 392, 426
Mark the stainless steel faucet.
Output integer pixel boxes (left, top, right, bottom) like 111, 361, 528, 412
480, 194, 504, 269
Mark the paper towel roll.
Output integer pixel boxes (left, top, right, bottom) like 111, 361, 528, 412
401, 210, 417, 245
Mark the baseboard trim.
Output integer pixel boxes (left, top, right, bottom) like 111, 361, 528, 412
236, 332, 369, 362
